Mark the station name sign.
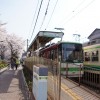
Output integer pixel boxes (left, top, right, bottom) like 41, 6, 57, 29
39, 31, 64, 38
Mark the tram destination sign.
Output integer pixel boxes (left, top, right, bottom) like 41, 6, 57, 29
39, 31, 64, 38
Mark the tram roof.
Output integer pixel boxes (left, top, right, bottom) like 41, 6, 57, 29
28, 31, 64, 51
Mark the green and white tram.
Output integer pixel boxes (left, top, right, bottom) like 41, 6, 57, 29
83, 43, 100, 70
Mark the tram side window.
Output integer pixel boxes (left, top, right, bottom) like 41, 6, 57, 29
84, 52, 90, 61
50, 49, 57, 60
91, 51, 99, 61
49, 50, 55, 60
47, 51, 50, 59
50, 50, 54, 60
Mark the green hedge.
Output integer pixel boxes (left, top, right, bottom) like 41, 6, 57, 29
0, 60, 7, 69
23, 67, 32, 92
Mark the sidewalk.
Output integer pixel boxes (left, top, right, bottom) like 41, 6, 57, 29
0, 66, 31, 100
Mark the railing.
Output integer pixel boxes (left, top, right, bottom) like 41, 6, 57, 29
25, 56, 61, 100
24, 56, 84, 99
82, 66, 100, 93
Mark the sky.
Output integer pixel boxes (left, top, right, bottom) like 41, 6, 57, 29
0, 0, 100, 46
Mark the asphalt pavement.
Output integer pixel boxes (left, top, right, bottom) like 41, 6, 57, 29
0, 66, 31, 100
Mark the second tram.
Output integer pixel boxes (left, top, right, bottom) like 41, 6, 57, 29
82, 43, 100, 90
83, 43, 100, 70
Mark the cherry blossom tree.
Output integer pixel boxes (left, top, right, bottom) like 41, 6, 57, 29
6, 34, 25, 59
0, 22, 7, 60
0, 21, 25, 60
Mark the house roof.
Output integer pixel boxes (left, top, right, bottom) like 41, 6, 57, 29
88, 28, 100, 39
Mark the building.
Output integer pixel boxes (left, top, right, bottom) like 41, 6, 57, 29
83, 28, 100, 47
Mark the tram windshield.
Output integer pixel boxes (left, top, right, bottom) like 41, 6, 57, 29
61, 43, 83, 63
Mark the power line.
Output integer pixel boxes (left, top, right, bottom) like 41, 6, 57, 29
61, 0, 95, 26
45, 0, 59, 30
28, 0, 39, 39
29, 0, 44, 43
39, 0, 51, 31
58, 0, 86, 26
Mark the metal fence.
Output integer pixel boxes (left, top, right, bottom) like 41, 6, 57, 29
82, 67, 100, 93
25, 56, 61, 100
24, 56, 100, 99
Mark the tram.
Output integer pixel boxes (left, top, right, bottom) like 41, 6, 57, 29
39, 41, 83, 77
83, 43, 100, 70
83, 43, 100, 89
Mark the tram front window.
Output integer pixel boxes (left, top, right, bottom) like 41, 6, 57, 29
62, 43, 83, 63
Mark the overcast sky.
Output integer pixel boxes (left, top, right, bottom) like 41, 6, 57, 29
0, 0, 100, 45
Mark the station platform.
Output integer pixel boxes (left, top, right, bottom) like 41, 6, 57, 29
60, 77, 100, 100
0, 66, 100, 100
0, 66, 34, 100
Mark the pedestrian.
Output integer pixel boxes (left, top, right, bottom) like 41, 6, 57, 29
11, 57, 16, 70
15, 58, 20, 70
7, 60, 10, 70
7, 63, 10, 70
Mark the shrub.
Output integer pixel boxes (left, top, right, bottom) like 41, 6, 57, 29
23, 67, 32, 92
0, 60, 7, 69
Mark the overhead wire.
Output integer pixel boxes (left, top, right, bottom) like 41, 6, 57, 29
39, 0, 51, 31
61, 0, 95, 26
29, 0, 44, 43
28, 0, 39, 40
28, 0, 95, 44
45, 0, 59, 30
58, 0, 86, 26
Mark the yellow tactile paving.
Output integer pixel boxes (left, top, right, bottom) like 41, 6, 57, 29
48, 72, 100, 100
61, 83, 82, 100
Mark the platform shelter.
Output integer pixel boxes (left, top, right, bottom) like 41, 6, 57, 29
28, 31, 64, 52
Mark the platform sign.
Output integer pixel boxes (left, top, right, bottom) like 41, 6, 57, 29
39, 31, 64, 38
33, 65, 48, 100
